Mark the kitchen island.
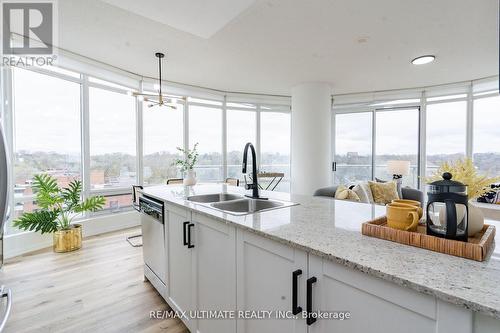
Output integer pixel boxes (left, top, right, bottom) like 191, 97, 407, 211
139, 184, 500, 333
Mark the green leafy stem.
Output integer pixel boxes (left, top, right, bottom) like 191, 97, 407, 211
13, 174, 106, 234
172, 143, 199, 173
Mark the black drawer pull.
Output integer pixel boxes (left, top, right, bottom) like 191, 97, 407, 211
306, 276, 317, 326
183, 221, 189, 246
292, 269, 302, 315
187, 223, 195, 248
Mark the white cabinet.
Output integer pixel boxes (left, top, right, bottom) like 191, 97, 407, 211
192, 213, 236, 333
307, 255, 471, 333
142, 198, 495, 333
166, 204, 196, 332
236, 229, 307, 333
474, 313, 500, 333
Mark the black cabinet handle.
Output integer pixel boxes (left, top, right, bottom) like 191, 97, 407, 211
183, 221, 189, 246
187, 223, 195, 248
306, 276, 317, 326
292, 269, 302, 315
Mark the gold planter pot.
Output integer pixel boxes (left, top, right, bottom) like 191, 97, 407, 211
53, 224, 82, 253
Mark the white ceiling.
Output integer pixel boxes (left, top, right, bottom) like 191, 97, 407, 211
58, 0, 498, 95
99, 0, 256, 38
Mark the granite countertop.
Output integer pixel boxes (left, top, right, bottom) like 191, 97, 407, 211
141, 184, 500, 320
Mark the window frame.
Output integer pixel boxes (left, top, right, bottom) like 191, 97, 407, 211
87, 82, 138, 194
334, 103, 421, 188
1, 64, 293, 235
471, 91, 500, 177
332, 82, 500, 189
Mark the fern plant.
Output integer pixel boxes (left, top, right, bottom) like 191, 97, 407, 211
13, 174, 106, 234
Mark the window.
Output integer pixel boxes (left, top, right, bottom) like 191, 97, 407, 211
11, 68, 81, 234
426, 101, 466, 176
4, 63, 295, 240
94, 194, 133, 214
226, 109, 256, 180
89, 87, 136, 190
473, 95, 500, 176
334, 109, 419, 187
375, 108, 419, 187
143, 103, 184, 185
260, 111, 291, 192
334, 112, 372, 184
188, 104, 223, 182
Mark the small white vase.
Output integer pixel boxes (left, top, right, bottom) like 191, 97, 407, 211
438, 201, 484, 237
467, 200, 485, 237
183, 170, 197, 186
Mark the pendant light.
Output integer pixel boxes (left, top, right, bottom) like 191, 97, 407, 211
133, 52, 181, 109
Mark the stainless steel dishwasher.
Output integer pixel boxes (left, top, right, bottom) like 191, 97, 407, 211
139, 195, 167, 297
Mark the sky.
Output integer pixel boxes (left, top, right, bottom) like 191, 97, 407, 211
336, 99, 499, 157
12, 67, 291, 157
11, 67, 499, 160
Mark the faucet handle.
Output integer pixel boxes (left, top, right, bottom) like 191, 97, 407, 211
243, 175, 255, 190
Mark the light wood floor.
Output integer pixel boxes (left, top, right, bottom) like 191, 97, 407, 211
0, 227, 189, 333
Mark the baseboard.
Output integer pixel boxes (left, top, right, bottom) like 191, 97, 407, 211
4, 211, 141, 259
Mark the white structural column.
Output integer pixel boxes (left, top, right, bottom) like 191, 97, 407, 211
291, 82, 332, 195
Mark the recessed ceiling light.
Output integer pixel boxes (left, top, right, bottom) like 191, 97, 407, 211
411, 55, 435, 65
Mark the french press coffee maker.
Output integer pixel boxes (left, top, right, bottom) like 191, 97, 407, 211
426, 172, 468, 241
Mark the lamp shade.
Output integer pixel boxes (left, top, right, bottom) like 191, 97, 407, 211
387, 160, 410, 176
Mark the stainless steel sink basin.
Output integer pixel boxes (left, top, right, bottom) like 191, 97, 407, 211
187, 193, 243, 203
210, 198, 297, 215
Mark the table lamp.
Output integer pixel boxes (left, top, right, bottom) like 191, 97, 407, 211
387, 160, 410, 181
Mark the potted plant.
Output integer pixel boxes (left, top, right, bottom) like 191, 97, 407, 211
425, 158, 500, 236
172, 143, 199, 186
13, 174, 106, 253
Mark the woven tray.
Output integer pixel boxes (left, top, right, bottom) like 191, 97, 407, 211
361, 216, 496, 261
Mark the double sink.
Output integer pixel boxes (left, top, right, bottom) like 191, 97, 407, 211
186, 193, 297, 215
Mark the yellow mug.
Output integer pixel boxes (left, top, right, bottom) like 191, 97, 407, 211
390, 202, 423, 219
386, 204, 419, 231
391, 199, 423, 218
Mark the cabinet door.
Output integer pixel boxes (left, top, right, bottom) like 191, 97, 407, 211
193, 213, 236, 333
308, 255, 437, 333
167, 205, 196, 331
236, 229, 307, 333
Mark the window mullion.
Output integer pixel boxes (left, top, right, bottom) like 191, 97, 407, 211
222, 95, 228, 181
371, 109, 376, 180
466, 83, 474, 159
418, 91, 426, 189
81, 74, 90, 218
184, 102, 189, 155
136, 81, 144, 186
331, 105, 336, 186
256, 105, 261, 171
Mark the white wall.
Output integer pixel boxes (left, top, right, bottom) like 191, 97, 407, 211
291, 82, 332, 195
4, 211, 140, 259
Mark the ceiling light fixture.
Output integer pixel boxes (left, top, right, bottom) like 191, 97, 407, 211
133, 52, 183, 109
411, 55, 435, 65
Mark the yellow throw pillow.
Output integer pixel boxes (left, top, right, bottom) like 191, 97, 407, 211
368, 181, 399, 205
335, 185, 360, 202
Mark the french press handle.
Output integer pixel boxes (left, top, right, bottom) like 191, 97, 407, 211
444, 199, 457, 238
